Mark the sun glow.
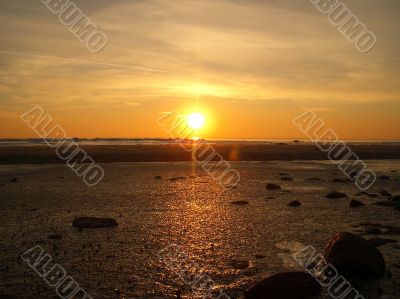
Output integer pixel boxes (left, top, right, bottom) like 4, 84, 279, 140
187, 112, 205, 130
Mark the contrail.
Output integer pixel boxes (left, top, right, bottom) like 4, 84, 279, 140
0, 50, 164, 73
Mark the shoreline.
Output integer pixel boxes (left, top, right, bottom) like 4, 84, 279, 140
1, 143, 400, 164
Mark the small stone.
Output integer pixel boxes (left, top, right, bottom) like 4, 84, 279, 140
154, 176, 162, 180
325, 191, 347, 199
48, 234, 63, 240
230, 259, 250, 270
365, 226, 382, 234
392, 195, 400, 201
333, 178, 349, 183
280, 177, 293, 181
231, 200, 249, 205
10, 178, 18, 183
349, 199, 365, 208
266, 184, 281, 190
378, 175, 391, 180
288, 200, 301, 207
380, 190, 392, 197
307, 178, 322, 182
368, 238, 397, 247
255, 254, 266, 259
72, 217, 118, 229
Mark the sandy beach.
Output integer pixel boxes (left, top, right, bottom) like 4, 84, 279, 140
1, 155, 400, 298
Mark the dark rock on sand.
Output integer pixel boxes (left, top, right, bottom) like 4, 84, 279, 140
245, 271, 321, 299
48, 234, 63, 240
169, 176, 186, 181
367, 193, 379, 198
368, 238, 397, 247
325, 232, 386, 279
72, 217, 118, 229
333, 178, 349, 183
374, 201, 400, 207
10, 178, 18, 183
154, 176, 162, 180
307, 177, 322, 182
392, 195, 400, 201
380, 190, 392, 197
378, 175, 391, 180
231, 200, 249, 205
229, 259, 250, 270
365, 226, 382, 234
255, 254, 266, 259
280, 177, 293, 181
266, 184, 281, 190
325, 191, 347, 199
0, 184, 4, 187
349, 199, 365, 208
288, 200, 301, 207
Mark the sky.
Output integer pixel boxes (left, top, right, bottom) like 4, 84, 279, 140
0, 0, 399, 139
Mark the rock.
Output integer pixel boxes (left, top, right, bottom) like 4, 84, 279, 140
349, 199, 365, 208
380, 190, 392, 197
367, 193, 379, 198
307, 177, 322, 182
365, 226, 382, 234
153, 176, 162, 180
229, 259, 250, 270
10, 178, 18, 183
333, 178, 349, 183
0, 184, 4, 187
255, 254, 266, 259
280, 177, 293, 181
231, 200, 249, 205
48, 234, 63, 240
374, 201, 400, 207
288, 201, 301, 207
368, 238, 397, 247
266, 184, 281, 190
325, 232, 386, 279
279, 173, 289, 176
72, 217, 118, 229
392, 195, 400, 201
169, 177, 186, 181
245, 271, 321, 299
325, 191, 347, 199
378, 175, 391, 180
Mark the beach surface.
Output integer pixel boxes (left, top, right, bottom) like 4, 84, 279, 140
1, 158, 400, 298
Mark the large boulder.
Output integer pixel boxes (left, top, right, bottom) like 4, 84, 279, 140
245, 271, 321, 299
72, 217, 118, 229
324, 232, 385, 279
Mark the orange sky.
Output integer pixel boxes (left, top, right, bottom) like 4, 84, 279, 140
0, 0, 399, 139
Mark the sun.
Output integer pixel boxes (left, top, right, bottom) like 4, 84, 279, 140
187, 112, 205, 130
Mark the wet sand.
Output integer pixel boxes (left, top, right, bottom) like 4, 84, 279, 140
1, 160, 400, 298
1, 143, 400, 164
